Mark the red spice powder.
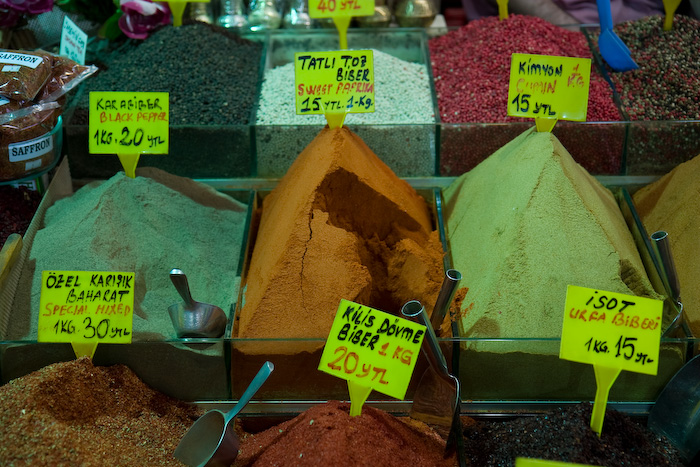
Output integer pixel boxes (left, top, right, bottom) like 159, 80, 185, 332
0, 358, 202, 466
234, 401, 456, 466
429, 15, 620, 124
0, 185, 42, 246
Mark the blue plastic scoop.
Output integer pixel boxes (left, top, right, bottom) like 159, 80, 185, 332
596, 0, 638, 71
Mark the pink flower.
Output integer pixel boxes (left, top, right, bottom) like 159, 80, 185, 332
0, 0, 54, 15
118, 0, 171, 40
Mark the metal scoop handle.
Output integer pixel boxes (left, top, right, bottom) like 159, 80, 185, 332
430, 269, 462, 331
402, 300, 449, 379
651, 231, 681, 302
170, 268, 196, 308
225, 361, 274, 423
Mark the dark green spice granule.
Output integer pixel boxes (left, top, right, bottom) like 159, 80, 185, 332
604, 15, 700, 120
72, 22, 261, 125
462, 404, 684, 466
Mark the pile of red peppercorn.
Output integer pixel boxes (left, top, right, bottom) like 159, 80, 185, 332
0, 186, 42, 248
429, 15, 620, 123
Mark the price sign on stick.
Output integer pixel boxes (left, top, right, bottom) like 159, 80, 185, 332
559, 285, 663, 436
295, 50, 374, 128
89, 91, 169, 178
507, 53, 591, 132
309, 0, 373, 49
38, 271, 135, 359
319, 299, 426, 415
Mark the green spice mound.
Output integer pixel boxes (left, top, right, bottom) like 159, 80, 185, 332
444, 128, 660, 339
9, 168, 246, 340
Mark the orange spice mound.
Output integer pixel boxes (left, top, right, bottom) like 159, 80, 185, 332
0, 358, 201, 466
237, 126, 444, 352
234, 401, 455, 466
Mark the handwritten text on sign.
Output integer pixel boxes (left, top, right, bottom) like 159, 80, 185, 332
38, 271, 134, 344
309, 0, 374, 18
319, 299, 425, 400
295, 50, 374, 115
89, 91, 169, 154
507, 54, 591, 121
559, 285, 663, 375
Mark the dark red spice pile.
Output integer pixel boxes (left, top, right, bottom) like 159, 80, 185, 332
0, 358, 202, 466
462, 404, 684, 466
429, 15, 620, 124
234, 401, 456, 466
605, 15, 700, 121
0, 185, 42, 247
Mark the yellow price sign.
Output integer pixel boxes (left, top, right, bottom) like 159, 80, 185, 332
507, 53, 591, 122
559, 285, 663, 376
309, 0, 374, 17
295, 50, 374, 116
319, 299, 426, 400
89, 91, 169, 155
38, 271, 134, 344
516, 458, 598, 467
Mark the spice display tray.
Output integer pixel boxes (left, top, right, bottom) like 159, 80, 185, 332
253, 29, 439, 177
438, 120, 627, 176
450, 178, 696, 403
229, 183, 451, 400
0, 159, 253, 401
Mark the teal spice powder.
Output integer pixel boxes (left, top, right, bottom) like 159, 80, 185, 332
443, 128, 660, 340
9, 169, 247, 340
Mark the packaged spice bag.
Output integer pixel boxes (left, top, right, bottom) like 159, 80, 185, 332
0, 102, 61, 182
0, 50, 53, 101
38, 54, 97, 103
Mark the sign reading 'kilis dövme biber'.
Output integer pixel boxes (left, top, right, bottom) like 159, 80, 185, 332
38, 271, 135, 344
319, 299, 425, 400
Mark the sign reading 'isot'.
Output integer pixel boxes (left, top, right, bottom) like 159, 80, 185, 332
38, 271, 135, 344
507, 53, 591, 121
318, 299, 425, 400
295, 50, 374, 115
559, 285, 663, 375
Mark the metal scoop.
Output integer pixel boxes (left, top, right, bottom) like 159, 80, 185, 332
596, 0, 638, 71
402, 300, 460, 426
168, 268, 227, 338
648, 354, 700, 464
174, 361, 274, 467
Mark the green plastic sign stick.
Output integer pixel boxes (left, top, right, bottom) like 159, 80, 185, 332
167, 0, 211, 27
319, 299, 426, 415
38, 271, 135, 359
